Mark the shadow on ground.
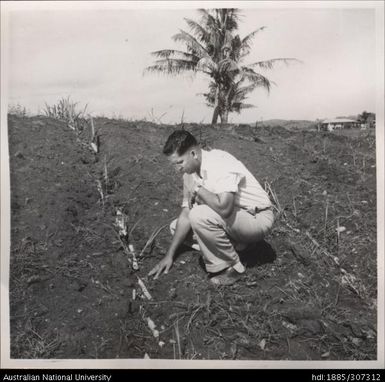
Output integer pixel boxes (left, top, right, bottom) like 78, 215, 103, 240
240, 240, 276, 268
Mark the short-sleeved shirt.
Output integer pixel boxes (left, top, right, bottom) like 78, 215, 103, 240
181, 149, 272, 210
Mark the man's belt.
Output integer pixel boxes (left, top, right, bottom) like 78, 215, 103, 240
255, 205, 273, 213
243, 205, 273, 216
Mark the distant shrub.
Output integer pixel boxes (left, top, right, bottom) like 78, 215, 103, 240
43, 97, 88, 130
8, 103, 28, 117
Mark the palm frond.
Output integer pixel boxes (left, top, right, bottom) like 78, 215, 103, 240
230, 89, 247, 105
231, 34, 242, 61
197, 9, 220, 31
231, 102, 255, 113
239, 103, 255, 109
241, 67, 273, 91
202, 94, 216, 107
151, 49, 199, 61
222, 8, 241, 31
201, 80, 218, 106
235, 83, 259, 98
184, 18, 211, 43
208, 81, 218, 91
198, 8, 241, 33
144, 58, 198, 76
196, 57, 218, 74
249, 58, 302, 70
240, 26, 266, 54
172, 30, 209, 58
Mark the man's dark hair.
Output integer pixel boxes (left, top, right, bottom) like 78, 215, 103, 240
163, 130, 198, 156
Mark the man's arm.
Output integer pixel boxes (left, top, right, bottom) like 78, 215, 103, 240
148, 207, 191, 279
195, 187, 235, 219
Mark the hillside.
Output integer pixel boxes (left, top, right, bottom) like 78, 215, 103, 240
7, 115, 377, 360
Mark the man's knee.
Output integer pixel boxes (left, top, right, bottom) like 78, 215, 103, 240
261, 210, 275, 237
189, 205, 219, 229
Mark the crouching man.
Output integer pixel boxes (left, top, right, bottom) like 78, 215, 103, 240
148, 130, 274, 286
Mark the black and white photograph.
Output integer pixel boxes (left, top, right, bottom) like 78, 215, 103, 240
1, 0, 384, 370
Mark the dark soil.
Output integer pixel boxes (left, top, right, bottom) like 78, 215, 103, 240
7, 114, 377, 360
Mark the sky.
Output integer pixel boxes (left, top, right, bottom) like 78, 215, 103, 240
2, 1, 383, 124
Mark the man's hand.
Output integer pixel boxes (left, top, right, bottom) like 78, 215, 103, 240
191, 194, 204, 206
148, 255, 173, 279
190, 181, 204, 206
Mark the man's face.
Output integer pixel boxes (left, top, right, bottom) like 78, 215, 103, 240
168, 149, 198, 175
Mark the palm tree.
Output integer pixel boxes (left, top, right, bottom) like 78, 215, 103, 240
145, 9, 299, 124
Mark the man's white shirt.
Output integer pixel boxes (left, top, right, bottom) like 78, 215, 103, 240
182, 149, 272, 210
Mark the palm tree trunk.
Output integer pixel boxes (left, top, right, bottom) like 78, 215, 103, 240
219, 87, 231, 124
220, 109, 229, 124
211, 87, 220, 124
211, 107, 220, 124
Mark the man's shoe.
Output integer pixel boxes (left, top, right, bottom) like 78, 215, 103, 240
210, 267, 242, 286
